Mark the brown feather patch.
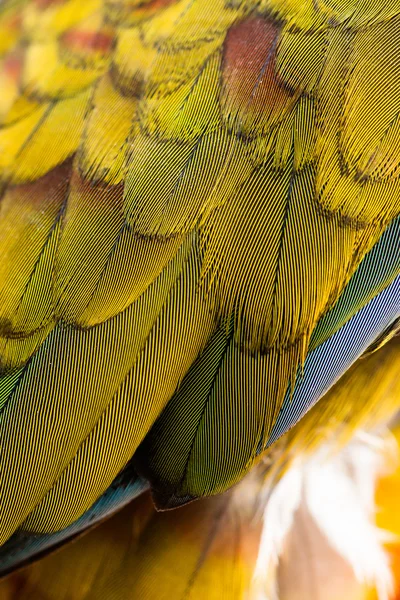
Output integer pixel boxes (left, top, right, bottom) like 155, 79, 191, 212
221, 16, 295, 135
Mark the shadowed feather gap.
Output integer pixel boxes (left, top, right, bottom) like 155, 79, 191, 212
0, 463, 148, 576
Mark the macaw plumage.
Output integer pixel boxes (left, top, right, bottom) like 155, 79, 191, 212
0, 0, 399, 594
2, 335, 400, 599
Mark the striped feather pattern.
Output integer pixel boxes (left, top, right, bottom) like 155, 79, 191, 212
0, 0, 399, 564
2, 335, 400, 594
279, 335, 400, 461
0, 464, 147, 576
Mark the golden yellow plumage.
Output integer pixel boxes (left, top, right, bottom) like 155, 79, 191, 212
1, 336, 400, 599
0, 0, 398, 579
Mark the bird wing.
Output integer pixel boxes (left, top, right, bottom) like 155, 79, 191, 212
0, 0, 399, 550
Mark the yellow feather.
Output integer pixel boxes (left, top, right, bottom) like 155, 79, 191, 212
22, 235, 214, 533
22, 41, 103, 100
0, 162, 69, 337
0, 103, 49, 178
112, 26, 157, 94
54, 173, 183, 326
10, 88, 91, 184
22, 0, 101, 41
78, 74, 138, 184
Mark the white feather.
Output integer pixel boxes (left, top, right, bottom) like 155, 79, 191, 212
249, 431, 395, 600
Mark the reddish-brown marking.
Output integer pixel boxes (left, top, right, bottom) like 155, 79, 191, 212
222, 17, 293, 125
7, 12, 23, 30
3, 52, 23, 83
70, 169, 125, 209
224, 17, 279, 80
34, 0, 66, 9
61, 29, 114, 54
7, 159, 73, 210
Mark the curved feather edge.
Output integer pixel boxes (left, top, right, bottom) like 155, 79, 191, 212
310, 216, 400, 351
0, 465, 148, 576
136, 217, 400, 506
268, 275, 400, 446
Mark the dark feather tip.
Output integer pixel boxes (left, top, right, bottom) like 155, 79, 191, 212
151, 489, 198, 511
